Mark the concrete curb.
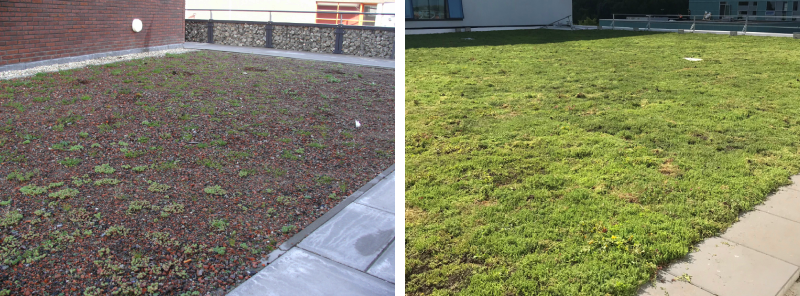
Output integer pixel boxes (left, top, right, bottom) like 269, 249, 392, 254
0, 43, 185, 73
183, 42, 394, 69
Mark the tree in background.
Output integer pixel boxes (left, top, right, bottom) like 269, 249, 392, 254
574, 0, 690, 24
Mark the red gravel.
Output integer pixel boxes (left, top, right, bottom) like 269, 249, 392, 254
0, 51, 394, 295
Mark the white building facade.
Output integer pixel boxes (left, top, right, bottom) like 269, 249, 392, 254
405, 0, 571, 28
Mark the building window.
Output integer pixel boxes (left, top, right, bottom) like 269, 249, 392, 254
794, 1, 798, 10
407, 0, 463, 20
767, 1, 775, 10
412, 0, 446, 19
363, 4, 378, 26
316, 2, 378, 26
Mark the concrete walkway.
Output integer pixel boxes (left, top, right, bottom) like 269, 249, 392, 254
228, 166, 395, 296
639, 175, 800, 296
184, 42, 394, 69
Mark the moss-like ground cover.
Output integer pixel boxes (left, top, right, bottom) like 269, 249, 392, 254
405, 30, 800, 295
0, 51, 393, 295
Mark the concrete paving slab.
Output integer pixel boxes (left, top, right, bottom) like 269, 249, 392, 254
637, 272, 714, 296
184, 42, 394, 68
227, 248, 393, 296
298, 202, 394, 271
664, 237, 797, 296
367, 240, 395, 283
355, 171, 395, 213
721, 210, 800, 266
784, 175, 800, 194
756, 187, 800, 223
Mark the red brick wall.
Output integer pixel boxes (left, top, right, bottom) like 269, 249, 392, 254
0, 0, 185, 67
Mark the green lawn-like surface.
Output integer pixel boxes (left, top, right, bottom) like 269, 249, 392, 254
405, 30, 800, 295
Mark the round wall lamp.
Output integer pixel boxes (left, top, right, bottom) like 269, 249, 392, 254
132, 19, 143, 33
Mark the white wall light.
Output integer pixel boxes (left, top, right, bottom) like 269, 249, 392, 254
132, 19, 143, 33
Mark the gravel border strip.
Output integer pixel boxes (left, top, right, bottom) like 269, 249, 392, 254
0, 43, 195, 80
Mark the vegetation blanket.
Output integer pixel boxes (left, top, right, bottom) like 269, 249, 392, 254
405, 30, 800, 295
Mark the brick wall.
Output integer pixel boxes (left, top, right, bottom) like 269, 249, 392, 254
0, 0, 185, 67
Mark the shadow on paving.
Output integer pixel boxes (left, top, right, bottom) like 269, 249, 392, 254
405, 29, 666, 49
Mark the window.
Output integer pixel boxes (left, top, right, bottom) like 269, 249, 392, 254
413, 0, 446, 19
794, 1, 798, 10
362, 4, 378, 26
767, 1, 775, 10
316, 2, 378, 26
407, 0, 463, 20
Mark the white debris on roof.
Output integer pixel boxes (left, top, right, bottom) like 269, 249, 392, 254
684, 57, 703, 61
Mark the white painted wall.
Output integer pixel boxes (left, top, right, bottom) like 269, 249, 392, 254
406, 0, 572, 28
186, 0, 396, 26
376, 2, 397, 27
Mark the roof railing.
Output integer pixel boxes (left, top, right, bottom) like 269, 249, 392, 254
185, 8, 395, 26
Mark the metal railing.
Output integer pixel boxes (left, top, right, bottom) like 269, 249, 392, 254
602, 14, 800, 34
186, 9, 395, 27
548, 15, 574, 30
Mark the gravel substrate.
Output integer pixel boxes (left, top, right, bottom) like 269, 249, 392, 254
0, 50, 394, 295
0, 48, 196, 81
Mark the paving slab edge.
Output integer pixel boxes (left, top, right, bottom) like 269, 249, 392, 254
659, 249, 800, 296
779, 267, 800, 296
719, 209, 800, 296
184, 43, 395, 69
641, 175, 800, 296
277, 164, 394, 253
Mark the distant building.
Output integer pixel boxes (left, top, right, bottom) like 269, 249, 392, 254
689, 1, 799, 18
405, 0, 572, 29
186, 0, 395, 26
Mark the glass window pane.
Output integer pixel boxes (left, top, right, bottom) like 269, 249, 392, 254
413, 0, 447, 20
363, 5, 377, 26
447, 0, 463, 18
